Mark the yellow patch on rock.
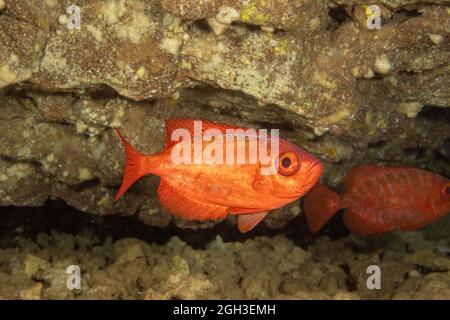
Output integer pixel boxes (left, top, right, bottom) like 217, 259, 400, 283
0, 64, 18, 86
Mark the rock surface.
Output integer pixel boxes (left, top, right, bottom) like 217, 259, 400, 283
1, 218, 450, 300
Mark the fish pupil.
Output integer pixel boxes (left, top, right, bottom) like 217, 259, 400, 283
282, 157, 292, 168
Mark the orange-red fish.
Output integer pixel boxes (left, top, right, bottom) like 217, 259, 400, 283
114, 119, 324, 232
304, 165, 450, 235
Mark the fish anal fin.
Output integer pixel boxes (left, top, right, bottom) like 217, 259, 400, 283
400, 220, 429, 231
343, 209, 393, 235
396, 211, 429, 231
157, 179, 228, 221
237, 211, 269, 233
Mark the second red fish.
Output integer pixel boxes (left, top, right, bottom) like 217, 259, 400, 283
304, 165, 450, 235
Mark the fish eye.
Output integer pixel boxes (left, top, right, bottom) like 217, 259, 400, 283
442, 183, 450, 199
278, 151, 300, 176
282, 157, 292, 168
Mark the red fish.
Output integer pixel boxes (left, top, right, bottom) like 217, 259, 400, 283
114, 119, 324, 232
304, 165, 450, 235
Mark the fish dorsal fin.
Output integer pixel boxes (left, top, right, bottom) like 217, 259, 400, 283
344, 164, 418, 190
157, 179, 228, 221
237, 211, 269, 233
344, 165, 383, 189
164, 118, 245, 148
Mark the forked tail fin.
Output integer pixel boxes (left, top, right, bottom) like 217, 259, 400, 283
114, 130, 148, 201
303, 183, 342, 232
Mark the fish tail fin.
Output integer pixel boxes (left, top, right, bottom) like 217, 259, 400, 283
114, 130, 149, 201
303, 184, 342, 232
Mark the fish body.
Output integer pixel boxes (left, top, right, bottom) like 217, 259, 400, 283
304, 165, 450, 235
115, 119, 324, 232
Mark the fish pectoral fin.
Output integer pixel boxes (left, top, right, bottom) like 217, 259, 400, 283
229, 207, 262, 214
237, 211, 269, 233
157, 179, 228, 221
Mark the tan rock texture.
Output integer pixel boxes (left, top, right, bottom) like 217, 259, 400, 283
1, 218, 450, 300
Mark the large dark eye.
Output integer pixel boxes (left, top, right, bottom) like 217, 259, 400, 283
282, 157, 292, 168
278, 151, 300, 176
442, 183, 450, 199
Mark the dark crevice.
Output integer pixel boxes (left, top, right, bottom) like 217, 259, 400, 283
70, 177, 101, 192
404, 147, 427, 159
406, 9, 422, 17
438, 138, 450, 159
240, 23, 262, 33
415, 264, 447, 275
193, 19, 212, 33
388, 7, 423, 25
398, 69, 420, 76
368, 140, 388, 149
329, 6, 351, 24
418, 105, 450, 123
327, 5, 352, 31
0, 198, 350, 251
371, 73, 388, 79
340, 263, 358, 291
396, 8, 423, 18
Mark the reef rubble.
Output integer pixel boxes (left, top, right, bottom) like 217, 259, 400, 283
0, 0, 449, 301
0, 209, 449, 300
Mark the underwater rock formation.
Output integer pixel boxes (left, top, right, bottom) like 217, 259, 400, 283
0, 0, 449, 230
1, 226, 450, 300
0, 201, 449, 300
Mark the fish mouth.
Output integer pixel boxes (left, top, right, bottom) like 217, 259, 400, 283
308, 160, 324, 182
273, 160, 324, 200
295, 160, 324, 196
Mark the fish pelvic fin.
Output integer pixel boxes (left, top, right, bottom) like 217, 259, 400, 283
303, 183, 342, 233
114, 130, 150, 201
237, 211, 269, 233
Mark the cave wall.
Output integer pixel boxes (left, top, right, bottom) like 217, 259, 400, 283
0, 0, 449, 228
